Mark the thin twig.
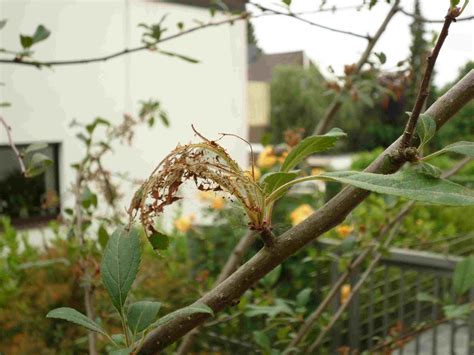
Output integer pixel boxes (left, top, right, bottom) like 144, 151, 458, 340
248, 1, 369, 40
399, 9, 457, 149
313, 0, 401, 135
0, 115, 26, 174
400, 8, 474, 23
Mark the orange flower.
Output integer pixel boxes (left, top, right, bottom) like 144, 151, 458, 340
340, 284, 351, 304
290, 204, 314, 226
174, 214, 195, 233
197, 191, 214, 201
336, 225, 353, 238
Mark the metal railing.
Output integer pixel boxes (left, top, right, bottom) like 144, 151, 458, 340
316, 238, 474, 355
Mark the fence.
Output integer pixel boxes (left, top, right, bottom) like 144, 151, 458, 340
317, 238, 474, 355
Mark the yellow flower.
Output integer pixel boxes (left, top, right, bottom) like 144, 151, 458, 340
340, 284, 351, 304
174, 214, 195, 233
257, 146, 278, 168
311, 167, 325, 176
244, 167, 261, 181
211, 196, 226, 210
336, 225, 353, 238
290, 204, 314, 226
197, 191, 214, 201
277, 151, 288, 164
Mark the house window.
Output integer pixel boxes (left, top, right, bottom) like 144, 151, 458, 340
0, 143, 61, 228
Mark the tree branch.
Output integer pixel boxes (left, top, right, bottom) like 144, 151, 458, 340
0, 115, 26, 174
399, 9, 457, 149
248, 1, 370, 40
400, 8, 474, 23
136, 70, 474, 354
313, 0, 401, 135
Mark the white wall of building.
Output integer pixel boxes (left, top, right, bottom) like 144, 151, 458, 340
0, 0, 248, 233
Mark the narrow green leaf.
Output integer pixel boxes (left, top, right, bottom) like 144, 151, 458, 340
261, 264, 282, 288
81, 187, 98, 209
98, 225, 109, 250
280, 128, 346, 172
296, 288, 312, 307
25, 152, 53, 177
417, 162, 442, 178
453, 256, 474, 295
152, 303, 213, 329
32, 25, 51, 44
47, 307, 108, 336
0, 19, 7, 31
424, 141, 474, 160
262, 172, 298, 195
158, 50, 200, 64
320, 169, 474, 206
127, 301, 161, 336
101, 228, 141, 313
148, 232, 170, 250
253, 330, 271, 351
416, 292, 440, 304
25, 142, 48, 154
416, 113, 436, 149
443, 304, 470, 319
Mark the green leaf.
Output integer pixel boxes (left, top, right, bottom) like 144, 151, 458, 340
0, 19, 7, 31
450, 0, 461, 8
81, 187, 98, 209
443, 304, 470, 319
417, 162, 441, 178
262, 172, 298, 196
416, 113, 436, 149
320, 169, 474, 206
47, 307, 108, 336
282, 0, 292, 6
127, 301, 161, 336
453, 256, 474, 295
20, 35, 33, 49
109, 348, 131, 355
101, 228, 141, 313
86, 117, 111, 134
158, 50, 200, 64
416, 292, 440, 304
152, 303, 213, 329
25, 152, 53, 177
296, 288, 312, 307
148, 232, 170, 250
374, 52, 386, 64
253, 330, 271, 351
280, 128, 346, 172
32, 25, 51, 44
25, 142, 48, 154
98, 225, 109, 250
424, 141, 474, 160
261, 264, 282, 288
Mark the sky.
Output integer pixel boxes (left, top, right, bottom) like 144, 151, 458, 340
249, 0, 474, 87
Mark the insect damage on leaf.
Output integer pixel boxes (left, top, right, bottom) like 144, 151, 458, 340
127, 129, 264, 244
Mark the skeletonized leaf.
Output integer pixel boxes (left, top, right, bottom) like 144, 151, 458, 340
320, 169, 474, 206
127, 301, 161, 336
101, 228, 141, 313
281, 128, 346, 172
47, 307, 108, 336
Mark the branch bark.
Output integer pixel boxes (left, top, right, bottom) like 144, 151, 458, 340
313, 0, 401, 135
136, 70, 474, 354
0, 115, 26, 174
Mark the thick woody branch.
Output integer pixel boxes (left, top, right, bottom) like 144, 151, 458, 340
313, 0, 401, 135
136, 71, 474, 354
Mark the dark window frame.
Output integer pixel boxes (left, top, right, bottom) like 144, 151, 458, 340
0, 142, 61, 229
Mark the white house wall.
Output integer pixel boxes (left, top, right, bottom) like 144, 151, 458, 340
0, 0, 248, 234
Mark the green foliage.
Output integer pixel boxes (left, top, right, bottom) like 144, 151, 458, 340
280, 128, 346, 172
453, 256, 474, 295
46, 307, 109, 337
152, 303, 213, 328
20, 25, 50, 49
101, 228, 141, 313
270, 66, 330, 142
424, 141, 474, 160
416, 113, 436, 150
127, 301, 161, 336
